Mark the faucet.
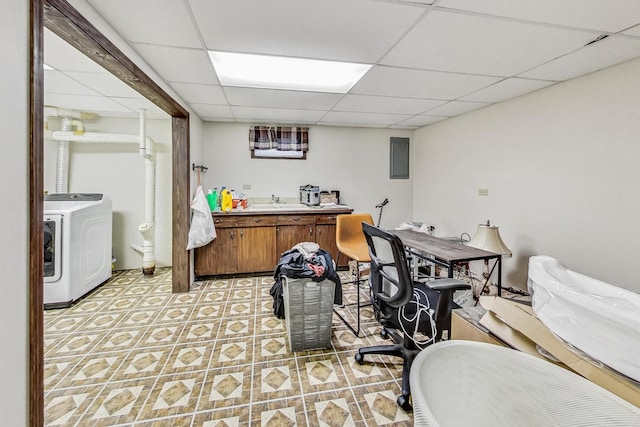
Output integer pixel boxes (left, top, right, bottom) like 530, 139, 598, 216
271, 194, 280, 204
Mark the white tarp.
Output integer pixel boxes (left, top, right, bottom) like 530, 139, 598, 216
527, 255, 640, 382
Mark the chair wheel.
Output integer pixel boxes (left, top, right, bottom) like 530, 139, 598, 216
354, 352, 365, 365
380, 329, 389, 339
397, 395, 412, 412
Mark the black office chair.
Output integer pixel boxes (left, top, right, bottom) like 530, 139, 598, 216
357, 223, 470, 411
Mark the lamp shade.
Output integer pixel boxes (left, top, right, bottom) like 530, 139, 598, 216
468, 221, 512, 257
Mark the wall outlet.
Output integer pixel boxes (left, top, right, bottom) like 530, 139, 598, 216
478, 188, 489, 196
243, 184, 252, 190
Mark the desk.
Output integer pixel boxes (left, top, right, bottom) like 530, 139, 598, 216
390, 229, 503, 296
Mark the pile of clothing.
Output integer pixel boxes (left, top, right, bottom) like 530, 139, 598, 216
269, 242, 342, 319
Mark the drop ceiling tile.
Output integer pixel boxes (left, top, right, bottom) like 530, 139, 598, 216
110, 97, 168, 118
189, 0, 424, 62
623, 24, 640, 37
320, 111, 411, 126
45, 71, 102, 96
224, 87, 342, 110
44, 29, 108, 74
351, 66, 501, 100
134, 44, 218, 85
424, 100, 490, 117
333, 94, 446, 115
460, 78, 555, 103
437, 0, 640, 33
381, 10, 597, 76
231, 106, 325, 123
169, 82, 227, 105
189, 104, 234, 120
87, 0, 201, 48
397, 115, 448, 127
64, 71, 142, 98
318, 122, 389, 128
44, 93, 132, 114
388, 124, 420, 130
519, 36, 640, 81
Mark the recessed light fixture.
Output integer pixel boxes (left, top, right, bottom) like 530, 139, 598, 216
208, 51, 372, 93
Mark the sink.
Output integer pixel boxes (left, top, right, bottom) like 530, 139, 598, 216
248, 203, 310, 210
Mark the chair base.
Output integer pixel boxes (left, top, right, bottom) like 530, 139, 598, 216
354, 328, 420, 412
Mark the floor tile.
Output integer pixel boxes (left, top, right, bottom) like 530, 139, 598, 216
44, 268, 418, 426
197, 364, 253, 411
138, 371, 205, 421
77, 377, 156, 426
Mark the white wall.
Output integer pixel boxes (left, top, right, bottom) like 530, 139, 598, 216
44, 116, 173, 270
202, 123, 414, 230
0, 1, 29, 424
413, 58, 640, 293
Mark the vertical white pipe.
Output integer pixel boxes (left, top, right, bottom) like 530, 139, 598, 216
139, 108, 146, 156
137, 109, 156, 275
54, 117, 74, 193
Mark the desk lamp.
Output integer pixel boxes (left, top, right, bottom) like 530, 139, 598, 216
468, 220, 512, 294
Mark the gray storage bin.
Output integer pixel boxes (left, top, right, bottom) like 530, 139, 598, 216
282, 276, 335, 351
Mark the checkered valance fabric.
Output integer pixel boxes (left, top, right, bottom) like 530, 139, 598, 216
249, 126, 309, 152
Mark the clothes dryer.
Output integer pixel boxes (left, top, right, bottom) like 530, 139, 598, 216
44, 193, 112, 308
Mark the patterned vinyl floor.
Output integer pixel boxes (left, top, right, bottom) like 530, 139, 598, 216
44, 268, 414, 426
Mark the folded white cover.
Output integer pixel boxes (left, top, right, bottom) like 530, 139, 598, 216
527, 255, 640, 381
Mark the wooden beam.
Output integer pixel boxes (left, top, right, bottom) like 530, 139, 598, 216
172, 116, 191, 293
43, 0, 188, 118
30, 2, 45, 425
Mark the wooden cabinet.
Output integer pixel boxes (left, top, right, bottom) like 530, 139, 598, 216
194, 215, 277, 276
275, 215, 315, 258
236, 217, 277, 273
315, 214, 346, 267
194, 208, 352, 277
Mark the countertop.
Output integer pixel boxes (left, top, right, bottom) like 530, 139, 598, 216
211, 204, 353, 216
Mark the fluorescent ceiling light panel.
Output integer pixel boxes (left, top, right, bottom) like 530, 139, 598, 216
209, 51, 372, 93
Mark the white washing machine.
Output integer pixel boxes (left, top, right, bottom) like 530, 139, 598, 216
44, 193, 113, 308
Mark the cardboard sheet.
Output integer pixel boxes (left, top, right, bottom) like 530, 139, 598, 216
479, 296, 640, 407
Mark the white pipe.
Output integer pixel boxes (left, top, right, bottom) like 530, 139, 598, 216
55, 140, 69, 193
46, 130, 153, 145
53, 117, 74, 193
139, 108, 147, 157
44, 106, 98, 121
138, 109, 156, 276
46, 113, 158, 276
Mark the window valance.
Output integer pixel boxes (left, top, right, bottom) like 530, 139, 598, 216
249, 126, 309, 159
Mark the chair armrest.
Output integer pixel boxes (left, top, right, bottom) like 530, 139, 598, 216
425, 278, 470, 292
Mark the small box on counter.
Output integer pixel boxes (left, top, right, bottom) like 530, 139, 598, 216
320, 190, 340, 204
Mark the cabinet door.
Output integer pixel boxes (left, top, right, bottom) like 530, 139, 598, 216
194, 228, 237, 276
315, 214, 348, 267
276, 224, 315, 257
237, 226, 277, 273
315, 223, 342, 266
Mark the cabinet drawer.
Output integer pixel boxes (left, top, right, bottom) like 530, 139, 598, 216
277, 215, 315, 226
235, 215, 278, 227
212, 216, 239, 228
315, 214, 339, 225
